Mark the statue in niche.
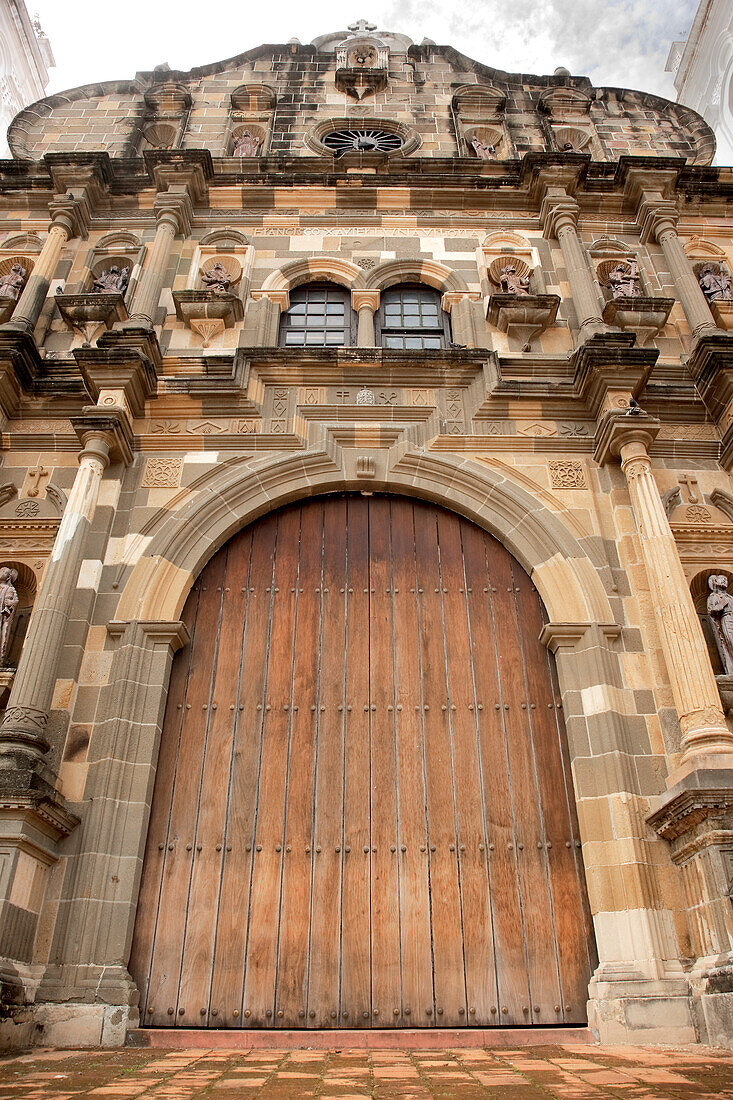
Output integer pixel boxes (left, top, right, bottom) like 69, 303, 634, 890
0, 566, 19, 667
92, 265, 130, 295
698, 263, 733, 304
233, 130, 261, 157
471, 136, 495, 159
0, 263, 27, 302
202, 261, 234, 294
707, 574, 733, 675
608, 261, 641, 298
499, 264, 530, 295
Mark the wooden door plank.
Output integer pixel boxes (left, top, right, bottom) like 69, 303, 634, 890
145, 550, 228, 1026
242, 505, 301, 1025
462, 527, 528, 1025
209, 515, 278, 1025
515, 571, 593, 1024
340, 496, 372, 1026
484, 537, 562, 1020
437, 512, 498, 1025
177, 531, 253, 1026
412, 502, 466, 1027
368, 497, 402, 1027
129, 582, 199, 1021
276, 501, 324, 1026
307, 498, 347, 1027
389, 498, 434, 1027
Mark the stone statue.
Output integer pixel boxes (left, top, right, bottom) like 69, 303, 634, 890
708, 574, 733, 675
233, 130, 261, 157
92, 265, 130, 294
0, 566, 19, 667
201, 262, 233, 294
499, 264, 530, 295
608, 261, 640, 299
698, 263, 733, 304
0, 263, 27, 302
471, 136, 495, 159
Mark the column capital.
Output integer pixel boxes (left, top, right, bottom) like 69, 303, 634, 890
153, 189, 194, 237
351, 289, 380, 312
144, 149, 213, 203
47, 193, 90, 240
539, 190, 579, 239
71, 406, 134, 466
593, 409, 660, 466
440, 290, 481, 313
636, 195, 679, 246
251, 288, 290, 310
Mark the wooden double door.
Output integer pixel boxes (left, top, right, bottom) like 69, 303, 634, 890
131, 495, 596, 1029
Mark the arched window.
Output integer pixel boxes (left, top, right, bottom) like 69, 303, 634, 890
377, 284, 450, 349
279, 283, 355, 346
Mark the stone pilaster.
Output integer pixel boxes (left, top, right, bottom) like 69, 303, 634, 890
440, 291, 482, 347
540, 186, 605, 342
595, 412, 733, 766
0, 410, 132, 785
352, 289, 379, 347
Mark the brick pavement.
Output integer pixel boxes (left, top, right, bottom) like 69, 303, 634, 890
1, 1045, 733, 1098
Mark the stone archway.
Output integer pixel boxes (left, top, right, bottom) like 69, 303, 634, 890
129, 492, 597, 1030
37, 447, 694, 1046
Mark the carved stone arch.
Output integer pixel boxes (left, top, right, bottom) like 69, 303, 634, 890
260, 256, 366, 296
85, 232, 144, 297
538, 85, 594, 117
114, 446, 614, 628
684, 237, 728, 262
364, 259, 468, 294
230, 84, 277, 112
94, 231, 142, 253
143, 82, 192, 115
1, 233, 42, 254
199, 228, 249, 249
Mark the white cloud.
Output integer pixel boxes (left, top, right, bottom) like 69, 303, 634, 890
34, 0, 697, 102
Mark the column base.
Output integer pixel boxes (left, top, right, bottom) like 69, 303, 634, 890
588, 973, 697, 1044
0, 1002, 137, 1050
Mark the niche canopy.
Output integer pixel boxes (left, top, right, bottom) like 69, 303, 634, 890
323, 128, 403, 156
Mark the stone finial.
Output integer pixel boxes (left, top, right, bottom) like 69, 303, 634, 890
708, 574, 733, 675
347, 19, 378, 35
0, 567, 19, 667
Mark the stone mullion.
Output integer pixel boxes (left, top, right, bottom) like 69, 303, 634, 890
0, 432, 113, 777
352, 289, 379, 347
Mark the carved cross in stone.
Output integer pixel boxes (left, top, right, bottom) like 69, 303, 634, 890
348, 19, 377, 34
679, 473, 700, 503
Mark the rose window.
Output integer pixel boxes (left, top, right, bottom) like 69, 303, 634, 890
323, 128, 403, 156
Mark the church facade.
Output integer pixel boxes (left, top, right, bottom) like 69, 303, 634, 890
0, 23, 733, 1050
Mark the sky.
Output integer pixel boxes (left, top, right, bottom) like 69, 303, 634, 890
32, 0, 698, 102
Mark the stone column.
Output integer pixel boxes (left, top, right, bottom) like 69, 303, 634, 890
0, 413, 130, 782
596, 414, 733, 765
352, 289, 380, 347
127, 190, 192, 328
540, 188, 605, 341
638, 198, 717, 339
3, 204, 79, 335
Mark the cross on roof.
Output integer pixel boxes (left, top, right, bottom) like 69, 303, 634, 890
348, 19, 377, 35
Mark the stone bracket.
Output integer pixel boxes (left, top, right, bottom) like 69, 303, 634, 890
602, 296, 675, 347
487, 293, 560, 351
647, 770, 733, 842
571, 332, 658, 419
72, 345, 157, 418
71, 406, 135, 466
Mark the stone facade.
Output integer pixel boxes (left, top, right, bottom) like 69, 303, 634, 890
0, 3, 53, 158
667, 0, 733, 167
0, 22, 732, 1050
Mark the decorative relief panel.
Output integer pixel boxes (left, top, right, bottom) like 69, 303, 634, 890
548, 460, 587, 490
141, 458, 183, 489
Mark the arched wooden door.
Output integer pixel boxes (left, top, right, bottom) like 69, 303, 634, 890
130, 495, 596, 1029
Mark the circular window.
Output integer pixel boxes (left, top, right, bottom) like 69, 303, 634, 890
323, 128, 403, 156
